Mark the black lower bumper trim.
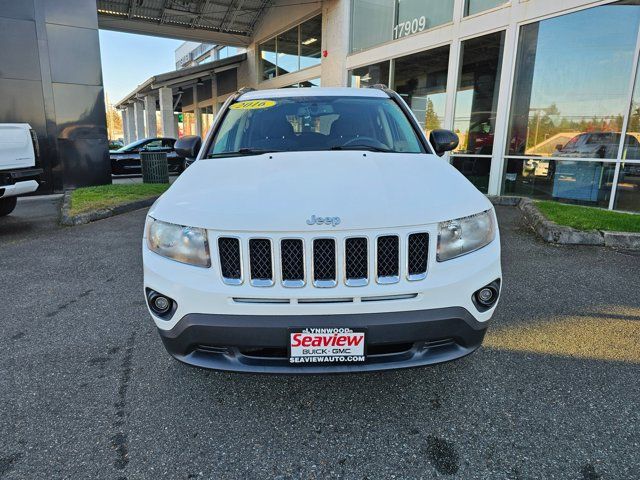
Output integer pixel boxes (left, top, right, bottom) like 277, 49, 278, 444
157, 307, 488, 374
1, 167, 43, 186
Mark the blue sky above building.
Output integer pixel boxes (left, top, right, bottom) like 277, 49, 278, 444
99, 30, 183, 105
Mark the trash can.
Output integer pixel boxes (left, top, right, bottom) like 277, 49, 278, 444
140, 151, 170, 184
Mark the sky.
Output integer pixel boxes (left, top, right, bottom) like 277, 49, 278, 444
99, 30, 183, 105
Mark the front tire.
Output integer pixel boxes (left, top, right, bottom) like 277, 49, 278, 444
0, 196, 18, 217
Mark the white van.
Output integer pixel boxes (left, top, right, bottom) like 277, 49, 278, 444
0, 124, 43, 216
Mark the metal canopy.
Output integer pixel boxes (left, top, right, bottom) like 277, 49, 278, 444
97, 0, 272, 46
114, 53, 247, 107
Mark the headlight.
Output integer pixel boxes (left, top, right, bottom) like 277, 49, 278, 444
437, 210, 496, 262
145, 217, 211, 267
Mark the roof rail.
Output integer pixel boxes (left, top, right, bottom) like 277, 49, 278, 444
233, 87, 256, 100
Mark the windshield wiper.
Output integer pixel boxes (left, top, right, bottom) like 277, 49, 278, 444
208, 148, 283, 158
330, 144, 394, 153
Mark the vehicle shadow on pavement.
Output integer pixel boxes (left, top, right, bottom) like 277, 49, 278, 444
148, 336, 637, 479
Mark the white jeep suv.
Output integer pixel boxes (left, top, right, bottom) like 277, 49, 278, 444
143, 87, 501, 373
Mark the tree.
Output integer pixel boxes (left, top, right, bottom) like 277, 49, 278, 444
424, 98, 441, 131
104, 95, 123, 141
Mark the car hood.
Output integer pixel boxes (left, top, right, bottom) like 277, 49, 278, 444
149, 151, 492, 232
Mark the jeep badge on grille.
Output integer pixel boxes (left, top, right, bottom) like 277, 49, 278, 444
306, 215, 341, 227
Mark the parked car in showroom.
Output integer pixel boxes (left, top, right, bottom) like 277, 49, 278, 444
0, 123, 43, 217
142, 87, 502, 374
110, 137, 185, 175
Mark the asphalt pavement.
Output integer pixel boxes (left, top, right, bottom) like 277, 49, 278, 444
0, 199, 638, 479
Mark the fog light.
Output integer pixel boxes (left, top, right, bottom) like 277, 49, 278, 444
477, 288, 495, 305
153, 296, 170, 313
146, 288, 176, 319
472, 280, 500, 312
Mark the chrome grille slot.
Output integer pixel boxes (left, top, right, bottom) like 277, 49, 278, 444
407, 233, 429, 280
249, 239, 274, 286
218, 237, 242, 285
362, 293, 418, 302
345, 237, 368, 286
298, 297, 353, 304
313, 238, 337, 287
233, 297, 289, 304
376, 235, 399, 284
281, 239, 305, 287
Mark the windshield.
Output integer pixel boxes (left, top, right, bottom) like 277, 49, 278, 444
206, 96, 425, 157
114, 139, 147, 152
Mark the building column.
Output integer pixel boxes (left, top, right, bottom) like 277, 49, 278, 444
321, 0, 349, 86
159, 87, 176, 138
143, 94, 157, 138
125, 105, 136, 144
121, 110, 129, 144
133, 101, 145, 140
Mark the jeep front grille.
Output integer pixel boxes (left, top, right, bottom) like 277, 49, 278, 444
281, 239, 305, 287
215, 231, 429, 288
313, 238, 337, 287
218, 237, 242, 285
345, 237, 368, 286
249, 239, 273, 286
376, 235, 399, 283
407, 233, 429, 280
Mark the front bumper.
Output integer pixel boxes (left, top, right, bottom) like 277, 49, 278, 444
0, 168, 42, 198
158, 307, 488, 373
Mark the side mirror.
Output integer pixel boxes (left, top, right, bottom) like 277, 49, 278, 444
555, 143, 564, 152
429, 129, 459, 157
175, 135, 202, 159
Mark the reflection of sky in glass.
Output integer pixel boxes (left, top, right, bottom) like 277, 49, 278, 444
454, 89, 473, 127
528, 4, 640, 119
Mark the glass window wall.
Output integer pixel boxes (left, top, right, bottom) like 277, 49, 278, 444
504, 1, 640, 206
615, 41, 640, 212
349, 61, 391, 88
260, 38, 277, 81
351, 0, 394, 53
300, 17, 322, 69
277, 27, 299, 75
464, 0, 507, 17
351, 0, 454, 53
450, 157, 492, 193
614, 162, 640, 211
503, 160, 616, 207
394, 0, 454, 41
259, 16, 322, 81
392, 45, 449, 137
453, 31, 504, 156
451, 31, 505, 193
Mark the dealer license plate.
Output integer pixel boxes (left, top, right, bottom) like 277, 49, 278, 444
289, 328, 366, 364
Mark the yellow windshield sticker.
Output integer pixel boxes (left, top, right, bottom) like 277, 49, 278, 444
230, 100, 276, 110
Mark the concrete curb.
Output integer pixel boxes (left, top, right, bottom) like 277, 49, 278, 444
59, 190, 159, 226
489, 196, 639, 249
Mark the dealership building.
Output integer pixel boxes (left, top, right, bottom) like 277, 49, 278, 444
2, 0, 640, 212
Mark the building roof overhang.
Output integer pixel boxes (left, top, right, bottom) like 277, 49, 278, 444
114, 53, 246, 108
98, 0, 272, 46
